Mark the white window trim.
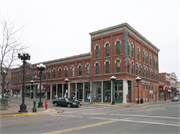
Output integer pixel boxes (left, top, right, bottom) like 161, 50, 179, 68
104, 41, 110, 48
114, 39, 121, 46
94, 44, 100, 50
94, 61, 100, 66
104, 60, 110, 65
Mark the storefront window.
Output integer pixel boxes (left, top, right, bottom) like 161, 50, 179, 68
85, 83, 90, 100
35, 85, 45, 98
25, 86, 30, 97
93, 82, 101, 101
159, 90, 164, 98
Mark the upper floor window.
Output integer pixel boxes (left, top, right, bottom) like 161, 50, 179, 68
105, 61, 110, 74
95, 45, 99, 59
78, 65, 82, 76
146, 68, 148, 78
95, 62, 99, 75
131, 44, 133, 57
127, 65, 129, 73
116, 41, 120, 55
71, 66, 75, 77
52, 69, 56, 79
136, 64, 138, 75
143, 67, 145, 77
86, 64, 90, 75
143, 51, 145, 62
64, 67, 68, 78
43, 71, 46, 79
105, 43, 110, 57
58, 68, 61, 78
150, 55, 152, 66
47, 70, 51, 79
156, 59, 158, 69
149, 69, 150, 78
137, 47, 140, 60
116, 60, 121, 73
139, 65, 141, 76
131, 62, 134, 74
145, 53, 148, 64
154, 57, 155, 67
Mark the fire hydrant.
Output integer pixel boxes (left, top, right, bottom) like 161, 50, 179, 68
45, 101, 48, 109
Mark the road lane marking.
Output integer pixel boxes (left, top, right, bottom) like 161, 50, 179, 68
110, 114, 180, 120
89, 117, 180, 127
41, 120, 117, 134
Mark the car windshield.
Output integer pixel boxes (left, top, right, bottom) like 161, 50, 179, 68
65, 98, 75, 102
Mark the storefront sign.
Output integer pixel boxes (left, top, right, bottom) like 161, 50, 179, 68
11, 84, 21, 90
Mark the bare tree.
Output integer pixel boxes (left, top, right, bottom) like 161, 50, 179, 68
0, 18, 27, 99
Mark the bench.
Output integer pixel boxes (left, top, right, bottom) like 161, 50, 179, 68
0, 99, 8, 109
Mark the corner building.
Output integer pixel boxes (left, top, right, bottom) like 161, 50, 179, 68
11, 23, 160, 103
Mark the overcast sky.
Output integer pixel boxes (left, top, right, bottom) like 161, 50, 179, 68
1, 0, 180, 80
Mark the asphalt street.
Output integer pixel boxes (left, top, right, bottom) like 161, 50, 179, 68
1, 98, 180, 134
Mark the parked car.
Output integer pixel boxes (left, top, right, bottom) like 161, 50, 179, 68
52, 97, 82, 108
172, 97, 179, 101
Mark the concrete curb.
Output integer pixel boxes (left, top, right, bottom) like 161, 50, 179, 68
93, 103, 149, 107
0, 109, 58, 118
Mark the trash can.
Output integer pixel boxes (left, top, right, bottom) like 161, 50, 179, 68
140, 98, 143, 104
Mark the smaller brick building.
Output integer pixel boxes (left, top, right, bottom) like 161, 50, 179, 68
159, 72, 178, 101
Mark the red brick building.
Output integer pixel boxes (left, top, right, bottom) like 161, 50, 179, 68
11, 23, 160, 103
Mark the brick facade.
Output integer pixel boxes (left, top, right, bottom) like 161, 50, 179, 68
11, 23, 160, 103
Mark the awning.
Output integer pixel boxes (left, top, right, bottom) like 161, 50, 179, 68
11, 84, 21, 90
166, 89, 172, 92
71, 91, 75, 93
159, 85, 164, 88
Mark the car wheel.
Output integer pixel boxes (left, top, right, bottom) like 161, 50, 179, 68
67, 104, 71, 108
54, 102, 57, 106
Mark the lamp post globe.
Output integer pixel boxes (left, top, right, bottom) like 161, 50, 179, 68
18, 52, 30, 112
37, 63, 46, 108
64, 78, 69, 98
135, 76, 141, 104
110, 76, 116, 105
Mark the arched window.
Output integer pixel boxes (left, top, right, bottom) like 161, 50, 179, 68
64, 67, 68, 78
136, 64, 138, 75
139, 65, 141, 76
78, 65, 82, 76
95, 63, 99, 75
71, 66, 75, 77
131, 62, 134, 74
86, 64, 90, 75
58, 68, 61, 78
105, 61, 110, 74
137, 47, 140, 60
143, 51, 145, 62
52, 69, 56, 79
131, 44, 133, 57
116, 60, 121, 73
95, 45, 99, 59
42, 71, 45, 79
143, 67, 145, 77
116, 41, 120, 55
105, 43, 110, 57
47, 70, 51, 79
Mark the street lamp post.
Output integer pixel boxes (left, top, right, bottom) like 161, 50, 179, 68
18, 53, 30, 112
37, 63, 46, 108
64, 78, 69, 98
30, 80, 34, 99
110, 76, 116, 105
135, 76, 141, 104
6, 81, 9, 95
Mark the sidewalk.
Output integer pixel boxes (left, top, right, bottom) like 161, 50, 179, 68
0, 99, 57, 118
